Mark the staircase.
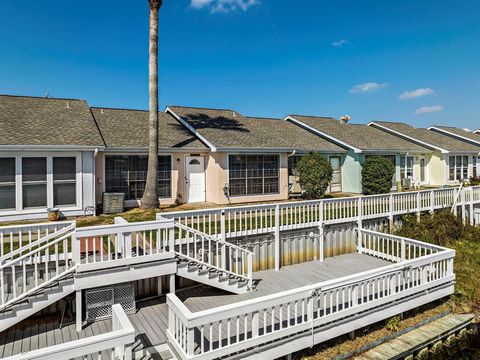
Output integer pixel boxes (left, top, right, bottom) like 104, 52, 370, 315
172, 222, 254, 294
0, 226, 76, 332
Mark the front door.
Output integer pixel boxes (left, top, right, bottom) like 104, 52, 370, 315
185, 156, 205, 203
329, 156, 342, 193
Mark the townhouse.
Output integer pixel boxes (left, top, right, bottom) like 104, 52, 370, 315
1, 94, 478, 222
285, 115, 432, 193
369, 121, 480, 185
165, 106, 347, 204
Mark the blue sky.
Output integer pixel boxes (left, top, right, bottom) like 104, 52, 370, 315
0, 0, 479, 129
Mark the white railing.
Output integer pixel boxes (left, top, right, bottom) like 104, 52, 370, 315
0, 226, 75, 311
0, 221, 75, 262
166, 231, 455, 359
173, 222, 254, 288
73, 217, 174, 270
2, 304, 135, 360
161, 186, 480, 240
357, 228, 446, 263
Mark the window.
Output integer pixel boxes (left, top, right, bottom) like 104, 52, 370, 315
449, 155, 469, 181
400, 156, 414, 180
22, 157, 47, 208
0, 158, 16, 210
229, 155, 279, 196
105, 155, 172, 200
53, 157, 76, 206
288, 156, 301, 176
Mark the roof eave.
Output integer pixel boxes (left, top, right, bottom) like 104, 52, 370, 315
165, 107, 218, 152
368, 122, 449, 154
428, 126, 480, 147
0, 145, 105, 151
285, 116, 363, 153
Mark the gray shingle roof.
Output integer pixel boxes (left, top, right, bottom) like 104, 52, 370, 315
91, 107, 208, 150
0, 95, 105, 147
168, 106, 346, 153
288, 115, 430, 153
430, 126, 480, 146
371, 121, 480, 153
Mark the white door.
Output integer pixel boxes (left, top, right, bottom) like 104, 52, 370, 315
185, 156, 206, 203
329, 156, 342, 192
419, 157, 427, 183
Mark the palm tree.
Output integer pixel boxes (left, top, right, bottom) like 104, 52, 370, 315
141, 0, 163, 209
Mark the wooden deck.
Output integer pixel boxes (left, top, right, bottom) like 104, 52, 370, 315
0, 253, 391, 359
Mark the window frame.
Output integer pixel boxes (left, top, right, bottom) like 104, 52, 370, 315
228, 154, 280, 197
400, 155, 414, 180
0, 157, 17, 210
0, 152, 82, 215
448, 155, 470, 182
104, 154, 173, 201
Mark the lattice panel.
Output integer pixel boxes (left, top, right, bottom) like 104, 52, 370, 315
85, 283, 135, 321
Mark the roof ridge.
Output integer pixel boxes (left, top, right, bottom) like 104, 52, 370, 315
91, 106, 149, 112
289, 114, 337, 120
168, 104, 238, 112
0, 94, 86, 102
245, 116, 282, 121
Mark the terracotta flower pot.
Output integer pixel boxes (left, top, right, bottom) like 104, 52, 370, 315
47, 208, 60, 221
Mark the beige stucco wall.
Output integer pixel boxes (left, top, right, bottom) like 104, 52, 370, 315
427, 152, 446, 186
205, 152, 289, 205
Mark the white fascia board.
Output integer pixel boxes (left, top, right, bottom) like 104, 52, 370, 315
0, 145, 104, 151
102, 147, 209, 153
368, 122, 449, 154
428, 126, 480, 147
165, 107, 218, 152
285, 116, 363, 153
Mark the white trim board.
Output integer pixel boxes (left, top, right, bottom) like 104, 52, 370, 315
368, 122, 449, 153
165, 107, 218, 152
428, 126, 480, 147
285, 116, 363, 153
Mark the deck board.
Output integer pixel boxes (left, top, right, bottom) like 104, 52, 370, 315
0, 253, 390, 358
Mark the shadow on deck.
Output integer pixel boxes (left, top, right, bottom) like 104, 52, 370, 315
0, 253, 391, 359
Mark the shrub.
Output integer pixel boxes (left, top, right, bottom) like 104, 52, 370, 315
297, 152, 333, 199
469, 176, 480, 186
386, 316, 401, 332
361, 156, 395, 195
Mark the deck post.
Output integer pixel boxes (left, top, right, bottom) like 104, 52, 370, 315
187, 327, 195, 356
221, 210, 226, 269
416, 192, 421, 222
469, 188, 474, 226
430, 190, 435, 214
247, 252, 253, 289
72, 232, 80, 265
75, 290, 82, 332
252, 310, 260, 338
461, 189, 466, 224
318, 202, 324, 262
170, 274, 176, 293
275, 204, 280, 271
388, 194, 394, 233
357, 197, 363, 229
169, 226, 175, 252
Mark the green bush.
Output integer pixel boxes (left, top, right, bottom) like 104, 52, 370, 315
361, 156, 395, 195
297, 152, 333, 199
469, 176, 480, 186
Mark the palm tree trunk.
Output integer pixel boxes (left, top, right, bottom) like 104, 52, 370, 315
141, 0, 163, 209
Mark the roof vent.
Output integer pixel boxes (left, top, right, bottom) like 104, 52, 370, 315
101, 108, 104, 114
44, 92, 49, 98
463, 128, 471, 132
340, 115, 351, 124
232, 111, 236, 117
66, 101, 70, 109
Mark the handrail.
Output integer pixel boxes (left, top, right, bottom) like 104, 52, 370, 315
0, 220, 75, 231
161, 186, 479, 218
2, 304, 135, 360
0, 223, 76, 263
174, 222, 254, 255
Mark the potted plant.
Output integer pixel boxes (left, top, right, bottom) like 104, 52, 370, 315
47, 207, 60, 221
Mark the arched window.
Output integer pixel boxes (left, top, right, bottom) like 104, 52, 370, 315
189, 159, 201, 165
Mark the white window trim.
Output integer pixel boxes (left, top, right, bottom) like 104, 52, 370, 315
448, 154, 470, 182
103, 153, 174, 202
227, 153, 281, 198
400, 155, 415, 180
0, 151, 83, 216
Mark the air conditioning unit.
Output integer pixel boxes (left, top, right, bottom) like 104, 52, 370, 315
402, 178, 412, 189
103, 193, 125, 214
